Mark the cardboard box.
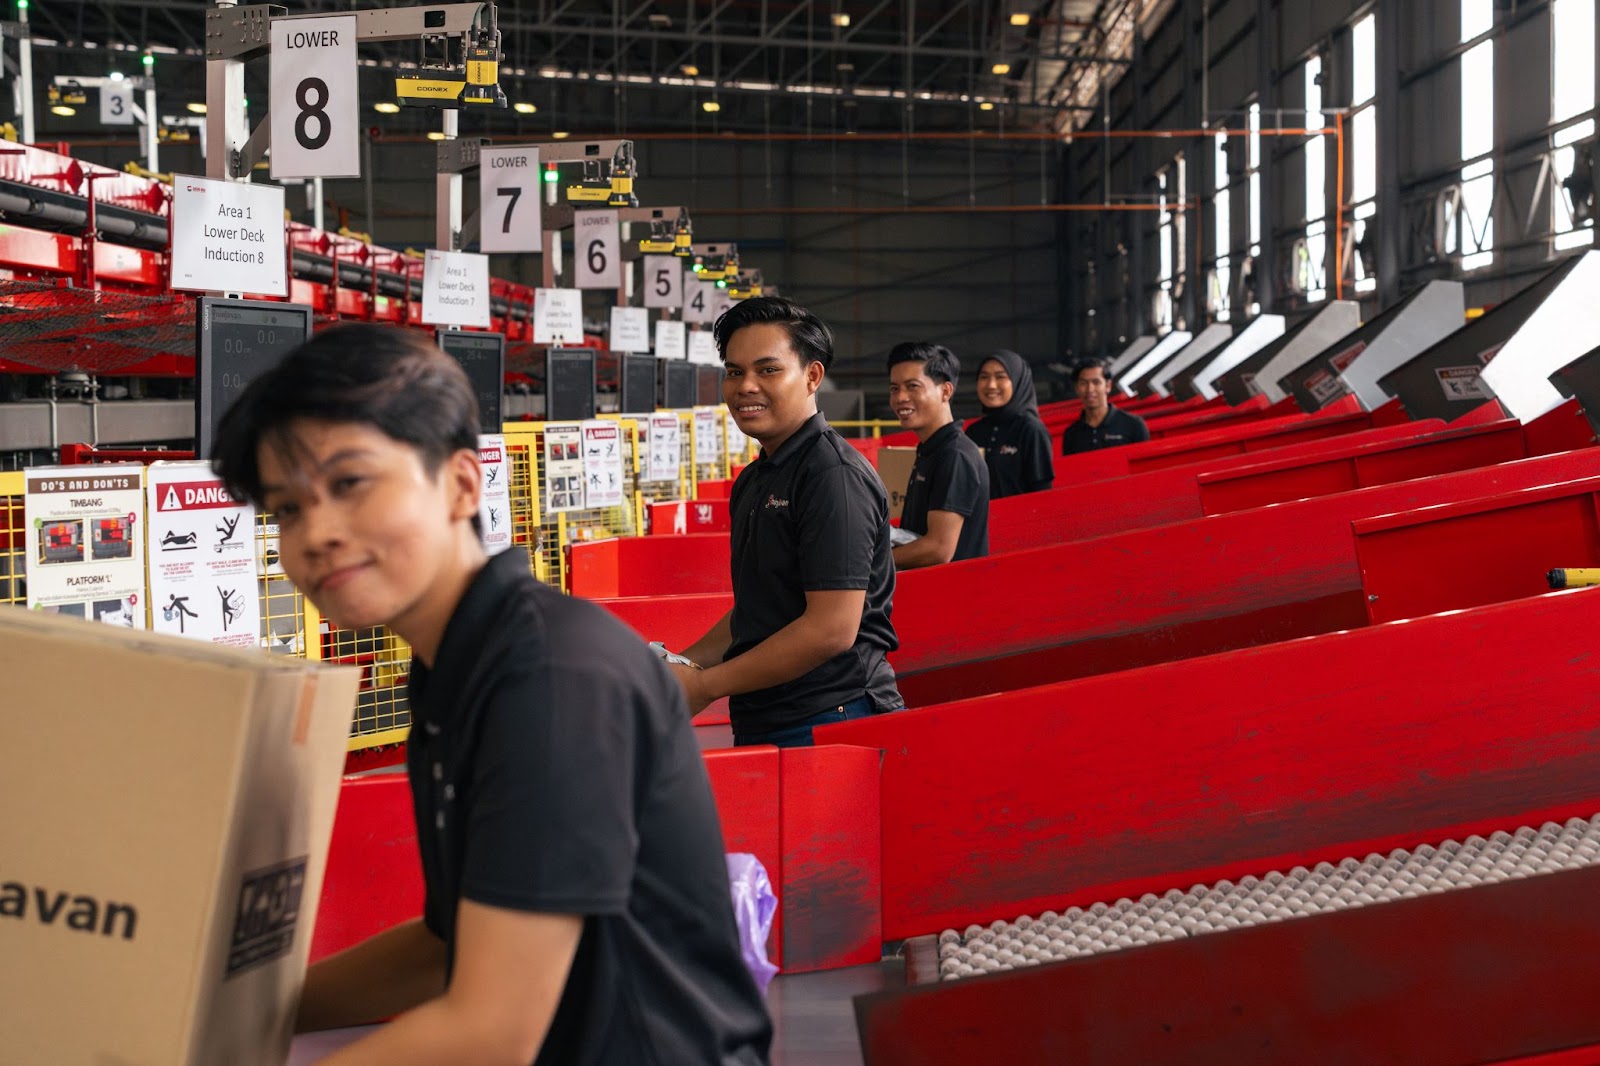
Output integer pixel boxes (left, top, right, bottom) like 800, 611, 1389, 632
0, 608, 359, 1066
875, 446, 918, 521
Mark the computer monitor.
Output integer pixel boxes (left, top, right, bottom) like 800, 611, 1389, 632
194, 297, 314, 457
435, 329, 506, 433
546, 347, 598, 421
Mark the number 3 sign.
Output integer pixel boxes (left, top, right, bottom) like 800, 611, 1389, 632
270, 15, 360, 179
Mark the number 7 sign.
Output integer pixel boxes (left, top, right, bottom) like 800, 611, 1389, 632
478, 146, 543, 253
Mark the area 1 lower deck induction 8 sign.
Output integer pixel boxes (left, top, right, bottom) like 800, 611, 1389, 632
663, 360, 697, 409
196, 297, 314, 458
435, 329, 505, 433
546, 348, 598, 421
621, 354, 658, 415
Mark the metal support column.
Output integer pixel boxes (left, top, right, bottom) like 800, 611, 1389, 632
1254, 0, 1276, 312
1375, 0, 1402, 305
16, 6, 34, 145
143, 81, 159, 171
204, 3, 251, 182
1128, 18, 1146, 336
436, 111, 461, 251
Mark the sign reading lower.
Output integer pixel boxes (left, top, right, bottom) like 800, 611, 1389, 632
171, 176, 287, 297
269, 15, 359, 179
24, 465, 147, 627
146, 462, 260, 649
477, 145, 542, 253
421, 249, 491, 328
574, 210, 621, 289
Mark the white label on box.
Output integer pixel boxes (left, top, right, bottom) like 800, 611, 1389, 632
694, 408, 722, 465
478, 145, 542, 253
683, 280, 720, 323
688, 329, 719, 365
609, 306, 651, 352
477, 434, 512, 556
99, 84, 135, 126
170, 176, 287, 297
421, 249, 491, 328
643, 256, 684, 309
574, 210, 621, 289
146, 462, 260, 648
269, 15, 360, 179
646, 413, 682, 483
581, 420, 626, 509
654, 320, 687, 360
543, 422, 586, 513
534, 288, 584, 345
24, 464, 147, 627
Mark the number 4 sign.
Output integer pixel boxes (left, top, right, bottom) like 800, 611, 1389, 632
270, 15, 359, 179
478, 146, 542, 253
574, 210, 621, 289
683, 280, 720, 324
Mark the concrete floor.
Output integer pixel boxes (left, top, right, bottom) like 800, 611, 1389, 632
288, 960, 899, 1065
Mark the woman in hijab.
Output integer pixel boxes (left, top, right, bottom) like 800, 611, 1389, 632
964, 349, 1054, 498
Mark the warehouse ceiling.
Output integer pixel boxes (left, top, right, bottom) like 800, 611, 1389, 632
22, 0, 1144, 138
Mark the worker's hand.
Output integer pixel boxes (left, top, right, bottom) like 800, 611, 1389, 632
666, 660, 715, 715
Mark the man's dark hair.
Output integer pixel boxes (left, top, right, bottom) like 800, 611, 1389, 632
1073, 357, 1114, 384
211, 324, 480, 521
712, 295, 834, 371
887, 341, 961, 388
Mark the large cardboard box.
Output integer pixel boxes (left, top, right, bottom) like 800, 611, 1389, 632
875, 446, 918, 522
0, 608, 359, 1066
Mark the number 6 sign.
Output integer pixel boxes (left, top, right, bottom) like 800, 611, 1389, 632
270, 15, 359, 179
574, 210, 622, 289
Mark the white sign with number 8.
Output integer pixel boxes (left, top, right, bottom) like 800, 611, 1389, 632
574, 210, 621, 289
270, 15, 359, 179
478, 146, 542, 253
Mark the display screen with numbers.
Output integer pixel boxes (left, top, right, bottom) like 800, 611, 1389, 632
546, 348, 598, 421
621, 355, 658, 416
696, 365, 722, 407
436, 329, 506, 433
663, 360, 697, 410
195, 297, 314, 457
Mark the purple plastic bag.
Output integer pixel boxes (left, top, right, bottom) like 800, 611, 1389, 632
726, 852, 780, 994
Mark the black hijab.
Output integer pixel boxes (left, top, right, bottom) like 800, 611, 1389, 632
978, 349, 1041, 420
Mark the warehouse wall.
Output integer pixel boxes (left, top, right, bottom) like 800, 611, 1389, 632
1063, 0, 1599, 359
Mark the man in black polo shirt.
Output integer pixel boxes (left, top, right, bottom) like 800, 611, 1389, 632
1062, 357, 1151, 455
669, 297, 903, 748
887, 342, 989, 568
211, 326, 770, 1065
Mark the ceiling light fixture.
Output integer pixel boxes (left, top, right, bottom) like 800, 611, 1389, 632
50, 104, 75, 117
373, 102, 400, 114
513, 101, 538, 114
552, 130, 570, 139
681, 64, 699, 76
831, 13, 850, 27
979, 101, 996, 111
186, 101, 207, 114
426, 131, 447, 140
1010, 13, 1031, 26
702, 100, 721, 112
991, 63, 1011, 75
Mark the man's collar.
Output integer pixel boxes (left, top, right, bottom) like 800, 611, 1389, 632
916, 418, 960, 455
410, 547, 530, 720
758, 412, 828, 468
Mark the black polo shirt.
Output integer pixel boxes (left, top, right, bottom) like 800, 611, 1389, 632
406, 547, 771, 1066
1061, 405, 1151, 455
900, 420, 990, 562
964, 413, 1055, 499
727, 412, 902, 733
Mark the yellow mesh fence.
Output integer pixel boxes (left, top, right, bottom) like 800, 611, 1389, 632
0, 411, 730, 752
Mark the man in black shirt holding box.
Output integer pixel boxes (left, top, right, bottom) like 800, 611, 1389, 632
888, 342, 990, 569
669, 298, 904, 748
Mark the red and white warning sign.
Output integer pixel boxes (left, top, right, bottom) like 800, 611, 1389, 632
146, 461, 260, 649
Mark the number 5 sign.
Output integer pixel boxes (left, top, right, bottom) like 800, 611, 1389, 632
478, 146, 542, 253
642, 256, 683, 309
574, 210, 621, 289
270, 15, 359, 179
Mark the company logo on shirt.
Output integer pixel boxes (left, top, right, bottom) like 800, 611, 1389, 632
913, 473, 927, 483
764, 494, 790, 510
998, 445, 1019, 455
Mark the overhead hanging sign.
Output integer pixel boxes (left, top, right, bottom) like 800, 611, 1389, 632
574, 209, 622, 289
270, 15, 359, 179
654, 320, 687, 360
688, 329, 719, 365
421, 249, 491, 328
609, 306, 651, 352
99, 84, 135, 126
24, 465, 147, 628
146, 462, 260, 649
170, 176, 288, 297
683, 280, 719, 323
643, 256, 683, 309
477, 434, 513, 556
478, 145, 542, 253
533, 287, 584, 344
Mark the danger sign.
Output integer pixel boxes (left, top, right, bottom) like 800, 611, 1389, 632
157, 481, 242, 512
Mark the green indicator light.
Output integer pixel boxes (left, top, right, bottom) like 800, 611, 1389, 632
541, 168, 559, 184
143, 53, 154, 68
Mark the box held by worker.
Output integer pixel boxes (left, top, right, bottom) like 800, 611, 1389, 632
0, 608, 360, 1066
876, 446, 917, 521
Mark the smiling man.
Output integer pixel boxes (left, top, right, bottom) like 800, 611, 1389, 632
211, 325, 771, 1066
1062, 357, 1150, 455
668, 297, 904, 748
887, 342, 990, 569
